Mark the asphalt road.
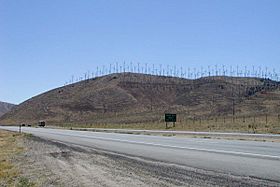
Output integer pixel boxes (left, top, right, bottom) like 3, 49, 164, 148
1, 126, 280, 182
73, 127, 280, 137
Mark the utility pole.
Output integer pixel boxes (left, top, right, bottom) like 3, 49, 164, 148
150, 97, 153, 111
232, 99, 235, 116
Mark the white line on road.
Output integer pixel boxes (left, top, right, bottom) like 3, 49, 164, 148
80, 128, 280, 137
27, 129, 280, 160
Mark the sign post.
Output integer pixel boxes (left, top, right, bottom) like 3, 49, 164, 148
165, 113, 176, 129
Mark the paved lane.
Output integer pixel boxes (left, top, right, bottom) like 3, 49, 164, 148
1, 126, 280, 182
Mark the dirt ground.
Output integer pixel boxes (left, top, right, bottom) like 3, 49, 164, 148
10, 134, 279, 187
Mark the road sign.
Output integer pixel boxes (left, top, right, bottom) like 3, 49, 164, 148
165, 113, 176, 122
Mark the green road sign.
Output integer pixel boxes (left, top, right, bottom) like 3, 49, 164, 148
165, 113, 176, 122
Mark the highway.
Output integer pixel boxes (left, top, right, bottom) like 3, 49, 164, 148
1, 126, 280, 182
72, 127, 280, 137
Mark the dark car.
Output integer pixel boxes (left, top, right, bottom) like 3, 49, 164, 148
38, 121, 46, 127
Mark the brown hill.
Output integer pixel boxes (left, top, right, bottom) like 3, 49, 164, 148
0, 101, 15, 117
1, 73, 280, 126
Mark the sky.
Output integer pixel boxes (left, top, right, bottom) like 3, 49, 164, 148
1, 0, 280, 104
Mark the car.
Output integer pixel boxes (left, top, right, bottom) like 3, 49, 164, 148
38, 121, 46, 127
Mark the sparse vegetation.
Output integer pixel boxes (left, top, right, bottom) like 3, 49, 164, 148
62, 114, 280, 134
0, 131, 22, 186
0, 130, 35, 187
16, 177, 35, 187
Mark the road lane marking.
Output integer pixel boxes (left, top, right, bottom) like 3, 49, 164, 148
16, 128, 280, 160
1, 127, 280, 160
67, 128, 280, 137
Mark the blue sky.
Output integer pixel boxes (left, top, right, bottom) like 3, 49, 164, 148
1, 0, 280, 104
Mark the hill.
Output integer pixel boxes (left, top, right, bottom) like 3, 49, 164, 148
0, 101, 15, 117
1, 73, 280, 132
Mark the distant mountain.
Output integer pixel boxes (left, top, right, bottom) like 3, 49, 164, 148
1, 73, 280, 126
0, 101, 15, 117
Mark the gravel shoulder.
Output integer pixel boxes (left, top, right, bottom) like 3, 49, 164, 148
12, 134, 279, 187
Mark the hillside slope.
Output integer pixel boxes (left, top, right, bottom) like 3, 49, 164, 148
1, 73, 280, 126
0, 101, 15, 117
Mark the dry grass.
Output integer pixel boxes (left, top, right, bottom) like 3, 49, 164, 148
0, 130, 34, 187
62, 114, 280, 134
